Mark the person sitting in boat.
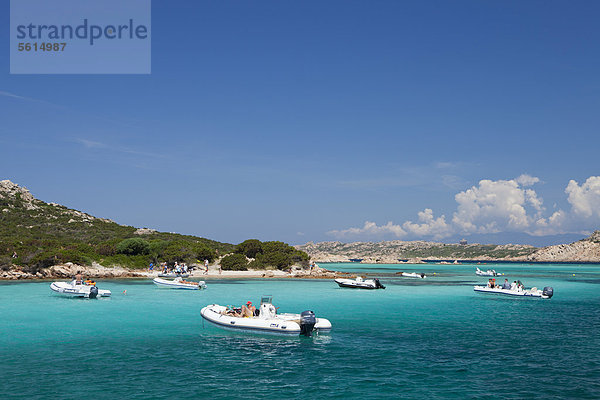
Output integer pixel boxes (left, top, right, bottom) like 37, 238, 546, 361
517, 280, 524, 292
502, 279, 511, 290
487, 279, 493, 288
73, 271, 84, 285
241, 301, 256, 318
510, 281, 517, 290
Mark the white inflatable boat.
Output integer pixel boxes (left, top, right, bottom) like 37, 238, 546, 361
158, 272, 189, 278
200, 296, 332, 336
50, 281, 111, 298
475, 267, 501, 276
474, 285, 553, 299
153, 277, 206, 290
334, 276, 385, 289
401, 272, 426, 278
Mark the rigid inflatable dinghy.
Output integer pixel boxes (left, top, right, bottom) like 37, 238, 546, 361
153, 277, 206, 290
200, 296, 332, 336
400, 272, 426, 278
474, 285, 553, 299
50, 280, 111, 298
334, 276, 385, 289
475, 267, 501, 276
158, 273, 189, 278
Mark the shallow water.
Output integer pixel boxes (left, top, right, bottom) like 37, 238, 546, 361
1, 263, 599, 399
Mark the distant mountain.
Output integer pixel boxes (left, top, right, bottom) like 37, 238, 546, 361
297, 232, 600, 263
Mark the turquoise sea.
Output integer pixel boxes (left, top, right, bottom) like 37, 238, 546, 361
1, 262, 600, 399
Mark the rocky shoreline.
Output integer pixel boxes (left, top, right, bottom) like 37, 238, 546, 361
0, 262, 340, 281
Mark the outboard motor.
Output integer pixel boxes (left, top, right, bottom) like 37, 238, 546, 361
542, 287, 554, 299
300, 310, 316, 336
89, 286, 99, 299
374, 278, 386, 289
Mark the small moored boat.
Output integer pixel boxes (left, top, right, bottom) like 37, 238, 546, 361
200, 296, 332, 336
474, 285, 553, 299
476, 267, 501, 276
158, 273, 189, 278
334, 276, 385, 289
50, 280, 111, 298
153, 277, 206, 290
400, 272, 426, 278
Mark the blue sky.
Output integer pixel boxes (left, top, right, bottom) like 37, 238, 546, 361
1, 1, 599, 246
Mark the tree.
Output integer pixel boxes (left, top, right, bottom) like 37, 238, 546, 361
235, 239, 263, 258
116, 238, 150, 256
220, 253, 248, 271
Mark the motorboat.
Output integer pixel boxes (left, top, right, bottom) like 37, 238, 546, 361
50, 280, 111, 298
200, 296, 332, 336
158, 272, 189, 278
400, 272, 426, 278
474, 285, 553, 299
153, 277, 206, 290
475, 267, 501, 276
334, 276, 385, 289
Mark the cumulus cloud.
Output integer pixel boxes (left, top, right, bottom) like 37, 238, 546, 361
452, 177, 544, 234
328, 175, 600, 240
328, 221, 406, 238
565, 176, 600, 218
402, 209, 452, 239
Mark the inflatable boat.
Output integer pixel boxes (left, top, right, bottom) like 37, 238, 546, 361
158, 272, 189, 278
474, 285, 553, 299
334, 276, 385, 289
153, 277, 206, 290
400, 272, 426, 278
200, 296, 332, 336
475, 267, 501, 276
50, 281, 111, 298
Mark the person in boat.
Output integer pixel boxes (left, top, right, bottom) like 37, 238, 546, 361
241, 301, 256, 318
502, 279, 511, 290
517, 280, 524, 291
487, 279, 493, 288
74, 271, 84, 285
510, 281, 517, 290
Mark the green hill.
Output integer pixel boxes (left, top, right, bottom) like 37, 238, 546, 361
0, 180, 236, 272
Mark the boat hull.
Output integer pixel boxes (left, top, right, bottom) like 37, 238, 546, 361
153, 277, 205, 290
473, 286, 549, 298
200, 305, 332, 335
334, 278, 383, 289
50, 282, 111, 298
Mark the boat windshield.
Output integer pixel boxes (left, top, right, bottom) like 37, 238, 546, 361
260, 295, 272, 305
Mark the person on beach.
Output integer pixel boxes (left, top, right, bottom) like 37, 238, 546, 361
204, 259, 209, 274
148, 262, 154, 271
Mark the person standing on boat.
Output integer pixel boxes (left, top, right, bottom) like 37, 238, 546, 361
74, 271, 84, 285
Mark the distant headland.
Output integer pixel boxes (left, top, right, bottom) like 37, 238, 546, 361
0, 179, 333, 280
295, 231, 600, 264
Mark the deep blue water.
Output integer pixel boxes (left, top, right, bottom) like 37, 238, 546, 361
1, 263, 599, 399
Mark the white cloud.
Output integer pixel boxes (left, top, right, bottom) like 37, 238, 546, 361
565, 176, 600, 218
402, 209, 452, 239
515, 174, 540, 187
328, 221, 406, 239
328, 174, 600, 240
452, 177, 543, 234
